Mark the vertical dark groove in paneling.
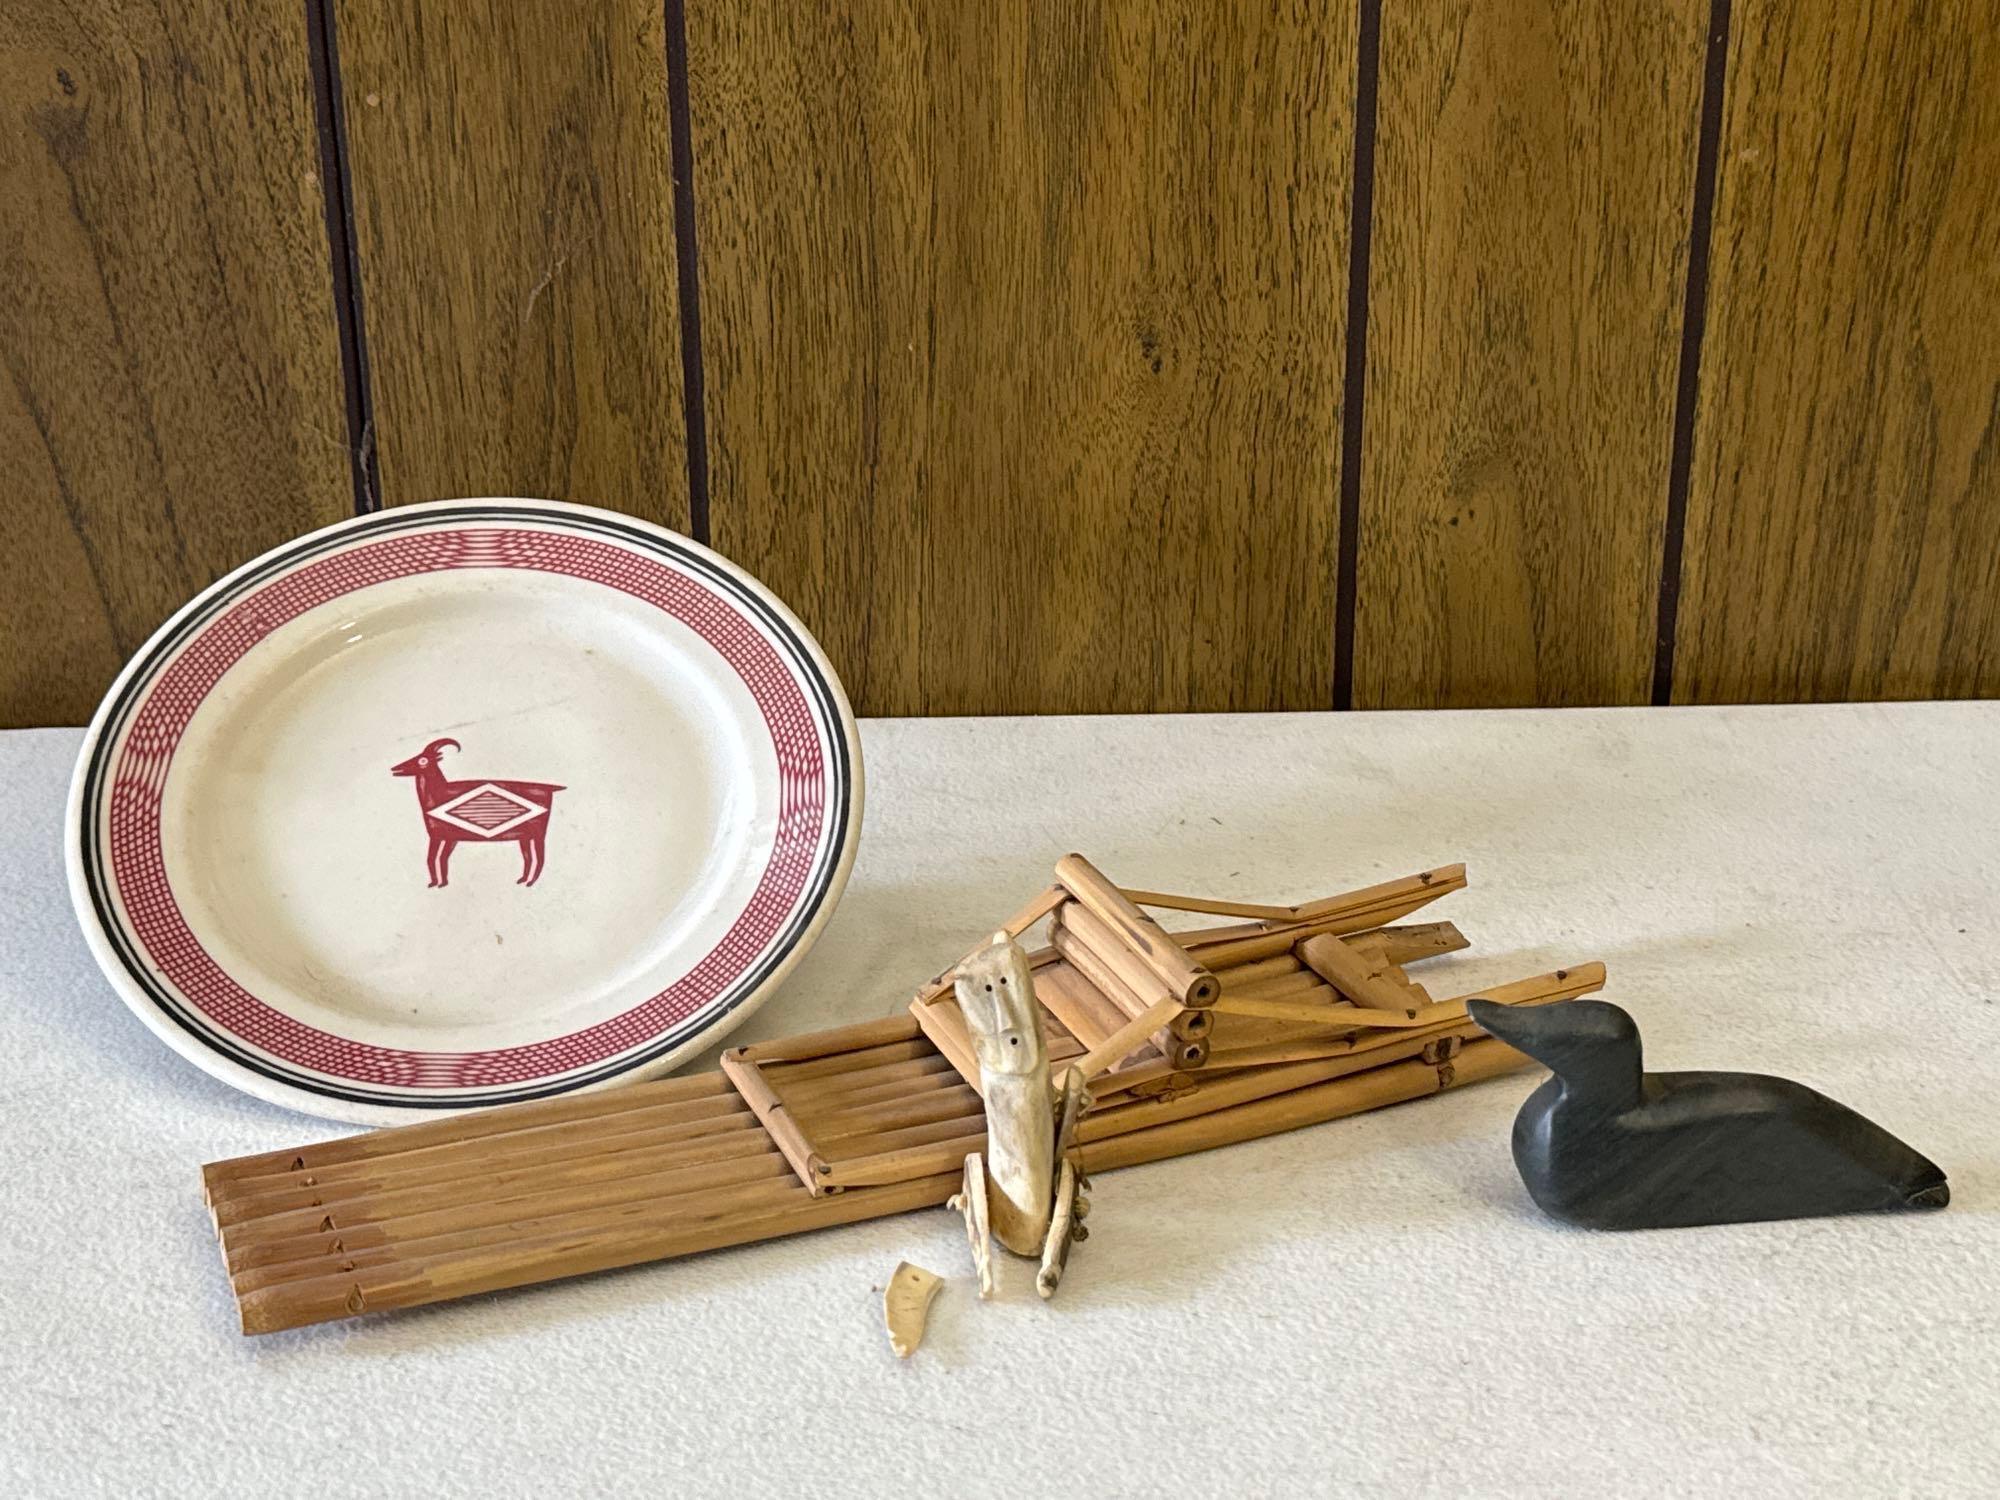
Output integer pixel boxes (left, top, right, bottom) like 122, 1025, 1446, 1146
1651, 0, 1732, 705
304, 0, 380, 513
1331, 0, 1382, 710
662, 0, 711, 545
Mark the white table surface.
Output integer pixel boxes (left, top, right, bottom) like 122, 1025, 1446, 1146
4, 706, 1997, 1497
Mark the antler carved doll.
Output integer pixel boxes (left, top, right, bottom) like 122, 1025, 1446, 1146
947, 933, 1091, 1299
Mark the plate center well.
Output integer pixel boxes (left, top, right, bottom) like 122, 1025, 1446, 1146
156, 567, 777, 1055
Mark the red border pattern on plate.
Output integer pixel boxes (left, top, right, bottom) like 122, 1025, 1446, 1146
104, 528, 828, 1089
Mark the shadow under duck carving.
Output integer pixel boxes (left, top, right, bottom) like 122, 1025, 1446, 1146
1467, 998, 1948, 1229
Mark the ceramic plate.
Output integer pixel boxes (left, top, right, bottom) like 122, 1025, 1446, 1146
67, 499, 861, 1124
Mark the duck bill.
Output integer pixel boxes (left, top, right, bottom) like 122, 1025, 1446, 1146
1463, 998, 1562, 1067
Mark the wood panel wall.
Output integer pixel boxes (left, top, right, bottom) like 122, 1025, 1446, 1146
1, 0, 352, 724
5, 0, 1997, 725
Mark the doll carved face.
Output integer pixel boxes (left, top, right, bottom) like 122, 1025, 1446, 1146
954, 932, 1046, 1078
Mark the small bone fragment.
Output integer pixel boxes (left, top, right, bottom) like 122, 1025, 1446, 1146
948, 1151, 995, 1298
884, 1261, 945, 1358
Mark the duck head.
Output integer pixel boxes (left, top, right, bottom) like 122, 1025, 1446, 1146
1467, 998, 1644, 1108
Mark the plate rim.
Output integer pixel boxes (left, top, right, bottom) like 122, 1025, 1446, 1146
64, 496, 865, 1125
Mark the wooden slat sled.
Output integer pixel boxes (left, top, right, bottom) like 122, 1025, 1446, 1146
203, 857, 1603, 1334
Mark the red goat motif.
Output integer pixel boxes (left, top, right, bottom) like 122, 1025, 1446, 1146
390, 738, 564, 888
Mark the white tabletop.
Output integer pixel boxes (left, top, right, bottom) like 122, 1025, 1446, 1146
4, 707, 1996, 1497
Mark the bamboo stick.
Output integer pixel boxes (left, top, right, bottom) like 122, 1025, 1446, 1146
820, 1112, 992, 1168
1298, 930, 1430, 1011
809, 1083, 982, 1140
1114, 889, 1311, 920
206, 1092, 754, 1208
720, 1047, 827, 1193
1345, 933, 1432, 1005
222, 1147, 804, 1278
815, 1104, 985, 1156
1083, 1042, 1454, 1143
895, 996, 1082, 1095
1074, 995, 1185, 1080
1366, 921, 1470, 966
770, 1053, 959, 1109
201, 1068, 736, 1202
815, 1025, 1535, 1191
231, 1173, 817, 1293
217, 1131, 799, 1242
1055, 898, 1187, 1016
908, 995, 981, 1093
1088, 1059, 1194, 1102
1078, 1038, 1529, 1173
1203, 963, 1604, 1068
766, 1036, 937, 1084
1054, 853, 1221, 1006
1210, 994, 1483, 1030
235, 1171, 969, 1334
734, 1013, 923, 1064
1050, 919, 1204, 1044
1446, 961, 1605, 1008
1222, 968, 1336, 1004
911, 885, 1066, 1005
1292, 865, 1468, 920
1209, 953, 1304, 986
1212, 996, 1380, 1028
819, 1136, 987, 1190
1179, 867, 1468, 968
1144, 916, 1462, 965
212, 1107, 768, 1216
1034, 961, 1140, 1055
222, 1158, 825, 1280
1049, 925, 1196, 1066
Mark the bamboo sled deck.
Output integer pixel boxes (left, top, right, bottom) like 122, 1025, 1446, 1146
203, 857, 1604, 1334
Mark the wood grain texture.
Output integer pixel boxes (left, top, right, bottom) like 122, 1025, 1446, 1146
1354, 1, 1708, 707
0, 1, 351, 726
334, 0, 686, 520
688, 1, 1352, 714
1674, 3, 2000, 703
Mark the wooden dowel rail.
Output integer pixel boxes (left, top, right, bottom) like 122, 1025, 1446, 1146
720, 1046, 826, 1191
1033, 962, 1143, 1056
1054, 897, 1188, 1017
1049, 925, 1200, 1069
235, 1172, 968, 1335
213, 1110, 773, 1219
206, 1094, 759, 1206
202, 1068, 736, 1202
1054, 853, 1221, 1006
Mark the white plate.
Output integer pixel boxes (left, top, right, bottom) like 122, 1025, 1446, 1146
66, 499, 862, 1123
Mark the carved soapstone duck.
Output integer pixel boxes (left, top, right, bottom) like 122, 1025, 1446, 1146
947, 933, 1092, 1298
1468, 998, 1949, 1229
